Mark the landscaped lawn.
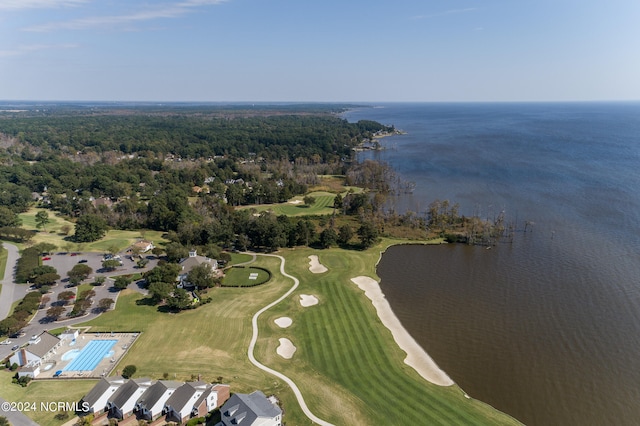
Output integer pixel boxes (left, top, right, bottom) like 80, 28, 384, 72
0, 370, 94, 426
17, 208, 167, 252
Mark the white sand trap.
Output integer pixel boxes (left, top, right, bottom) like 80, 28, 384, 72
350, 276, 454, 387
276, 338, 296, 359
299, 294, 319, 307
274, 317, 293, 328
308, 255, 328, 274
288, 199, 303, 204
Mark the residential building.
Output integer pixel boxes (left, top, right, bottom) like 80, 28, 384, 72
133, 380, 182, 421
10, 332, 62, 378
177, 250, 218, 289
162, 381, 208, 424
218, 391, 282, 426
80, 376, 127, 415
105, 377, 153, 420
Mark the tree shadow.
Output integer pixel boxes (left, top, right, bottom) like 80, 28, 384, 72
135, 297, 158, 306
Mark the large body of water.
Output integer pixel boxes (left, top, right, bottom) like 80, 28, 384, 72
342, 103, 640, 426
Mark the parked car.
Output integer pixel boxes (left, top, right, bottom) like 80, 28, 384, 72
42, 257, 51, 261
11, 345, 19, 351
70, 253, 78, 256
78, 259, 88, 263
0, 339, 11, 345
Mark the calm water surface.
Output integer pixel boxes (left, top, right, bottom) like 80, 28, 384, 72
343, 103, 640, 426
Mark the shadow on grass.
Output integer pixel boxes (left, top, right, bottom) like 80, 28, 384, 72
135, 296, 157, 306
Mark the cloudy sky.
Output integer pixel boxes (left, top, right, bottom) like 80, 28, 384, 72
1, 0, 639, 102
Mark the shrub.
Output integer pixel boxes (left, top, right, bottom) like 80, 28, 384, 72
54, 412, 69, 421
122, 365, 137, 379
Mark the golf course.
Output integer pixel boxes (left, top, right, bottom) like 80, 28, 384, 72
0, 238, 521, 425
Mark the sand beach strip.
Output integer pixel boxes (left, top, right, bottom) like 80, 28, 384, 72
350, 276, 454, 386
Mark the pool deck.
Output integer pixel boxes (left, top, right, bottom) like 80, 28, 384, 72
37, 332, 139, 379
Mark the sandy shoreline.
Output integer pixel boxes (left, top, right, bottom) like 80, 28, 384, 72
350, 276, 454, 386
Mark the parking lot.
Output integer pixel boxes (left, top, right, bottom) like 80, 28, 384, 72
0, 248, 159, 360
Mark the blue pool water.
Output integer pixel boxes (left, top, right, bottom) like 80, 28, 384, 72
63, 340, 117, 372
61, 349, 80, 361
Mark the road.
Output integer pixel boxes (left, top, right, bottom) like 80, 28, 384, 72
246, 253, 334, 426
0, 243, 22, 321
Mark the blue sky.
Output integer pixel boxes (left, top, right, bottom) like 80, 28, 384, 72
1, 0, 639, 102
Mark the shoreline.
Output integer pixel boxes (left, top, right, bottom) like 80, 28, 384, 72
350, 273, 454, 387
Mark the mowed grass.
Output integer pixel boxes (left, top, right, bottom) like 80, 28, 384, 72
222, 266, 270, 287
252, 243, 522, 425
17, 208, 167, 252
237, 191, 337, 216
0, 370, 95, 426
24, 241, 521, 426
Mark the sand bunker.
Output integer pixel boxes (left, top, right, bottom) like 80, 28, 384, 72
274, 317, 293, 328
350, 276, 454, 387
288, 199, 303, 204
308, 255, 328, 274
299, 294, 319, 307
276, 338, 296, 359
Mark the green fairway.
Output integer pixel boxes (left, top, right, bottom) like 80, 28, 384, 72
237, 191, 338, 216
251, 244, 521, 425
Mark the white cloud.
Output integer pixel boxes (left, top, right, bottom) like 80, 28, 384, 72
0, 43, 78, 57
23, 0, 228, 32
412, 8, 477, 20
0, 0, 88, 10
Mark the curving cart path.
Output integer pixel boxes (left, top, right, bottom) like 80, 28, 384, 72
246, 253, 334, 426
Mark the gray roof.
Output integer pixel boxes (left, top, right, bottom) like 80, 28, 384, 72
136, 380, 182, 410
221, 391, 281, 425
164, 381, 207, 411
179, 255, 217, 275
81, 376, 125, 407
108, 378, 152, 409
27, 332, 60, 358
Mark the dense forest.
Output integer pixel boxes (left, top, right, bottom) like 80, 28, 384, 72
0, 104, 505, 253
0, 103, 507, 320
0, 104, 403, 250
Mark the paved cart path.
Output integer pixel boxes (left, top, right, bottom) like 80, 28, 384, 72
246, 252, 334, 426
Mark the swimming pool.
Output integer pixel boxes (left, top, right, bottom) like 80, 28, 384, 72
63, 340, 117, 372
61, 349, 80, 361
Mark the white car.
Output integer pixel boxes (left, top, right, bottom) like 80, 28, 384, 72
0, 339, 11, 345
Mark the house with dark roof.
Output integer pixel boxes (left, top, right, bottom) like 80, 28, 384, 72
133, 380, 182, 421
105, 377, 153, 420
10, 332, 62, 378
177, 250, 218, 289
162, 381, 209, 424
218, 391, 282, 426
79, 376, 127, 415
192, 384, 231, 418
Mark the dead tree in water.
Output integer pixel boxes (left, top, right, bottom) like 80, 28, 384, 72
524, 221, 535, 233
